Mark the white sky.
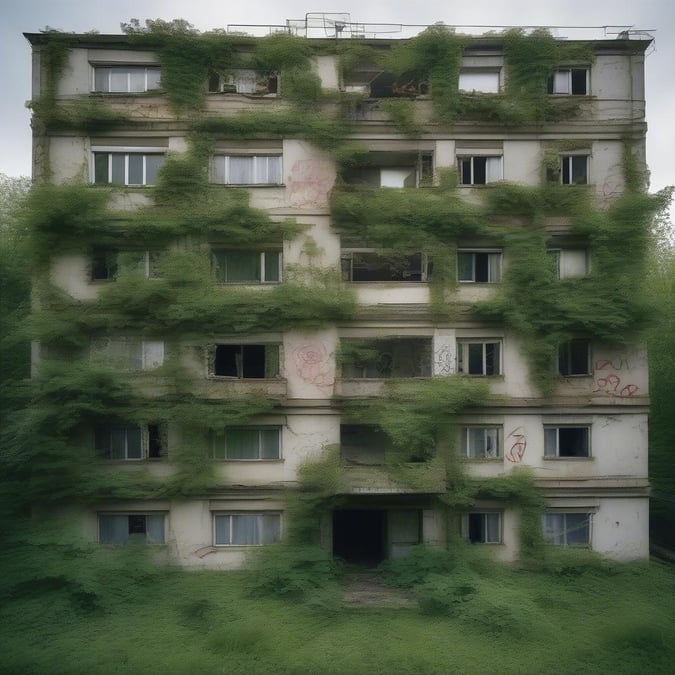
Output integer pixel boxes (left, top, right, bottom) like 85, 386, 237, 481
1, 0, 673, 198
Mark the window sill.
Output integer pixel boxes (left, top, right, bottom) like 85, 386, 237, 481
463, 457, 503, 462
543, 456, 593, 461
457, 373, 505, 380
214, 459, 284, 463
212, 183, 285, 188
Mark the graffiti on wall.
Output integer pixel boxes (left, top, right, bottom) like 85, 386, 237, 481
287, 159, 334, 208
434, 344, 453, 375
293, 342, 334, 388
505, 426, 527, 463
593, 358, 639, 398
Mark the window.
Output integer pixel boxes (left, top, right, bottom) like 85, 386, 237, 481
457, 340, 501, 376
341, 251, 431, 282
211, 344, 280, 378
212, 250, 280, 284
93, 66, 161, 93
212, 427, 280, 460
457, 250, 501, 283
459, 70, 500, 93
548, 68, 588, 95
91, 250, 162, 281
557, 155, 589, 185
548, 249, 589, 278
544, 426, 590, 458
543, 512, 590, 546
341, 153, 433, 188
91, 248, 118, 281
214, 513, 281, 546
558, 339, 591, 376
211, 155, 282, 185
93, 150, 165, 186
90, 339, 164, 371
99, 514, 165, 544
341, 338, 432, 378
95, 423, 165, 460
463, 512, 501, 544
461, 426, 502, 459
458, 156, 502, 185
208, 69, 277, 95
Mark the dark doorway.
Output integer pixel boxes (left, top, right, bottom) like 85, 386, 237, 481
333, 509, 386, 567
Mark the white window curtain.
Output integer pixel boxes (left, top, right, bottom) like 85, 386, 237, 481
145, 515, 165, 544
485, 513, 500, 542
485, 157, 503, 183
99, 515, 129, 544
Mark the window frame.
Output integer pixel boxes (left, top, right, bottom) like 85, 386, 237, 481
548, 68, 589, 96
340, 250, 432, 283
558, 339, 592, 377
209, 343, 280, 379
340, 337, 433, 379
91, 147, 166, 186
559, 154, 589, 185
543, 512, 591, 546
457, 155, 503, 185
90, 338, 164, 371
208, 69, 278, 95
211, 154, 283, 186
212, 426, 282, 461
547, 248, 589, 279
462, 512, 502, 544
95, 423, 166, 461
91, 249, 162, 282
458, 69, 501, 94
457, 339, 502, 376
213, 512, 282, 546
543, 425, 591, 459
211, 249, 282, 284
460, 426, 502, 459
91, 65, 162, 93
457, 249, 502, 283
98, 513, 166, 545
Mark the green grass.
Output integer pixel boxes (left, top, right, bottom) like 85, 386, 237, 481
1, 560, 674, 674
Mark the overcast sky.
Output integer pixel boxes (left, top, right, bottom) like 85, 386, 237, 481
1, 0, 673, 198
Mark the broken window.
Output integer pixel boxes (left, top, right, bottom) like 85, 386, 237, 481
340, 424, 389, 464
341, 251, 431, 282
543, 512, 590, 546
208, 69, 278, 95
211, 344, 279, 378
92, 66, 161, 93
93, 150, 165, 186
90, 338, 164, 371
211, 155, 282, 185
340, 338, 432, 378
548, 68, 588, 95
99, 513, 165, 544
92, 250, 162, 281
457, 250, 501, 282
459, 69, 500, 93
463, 512, 502, 544
458, 156, 502, 185
544, 426, 590, 458
558, 339, 591, 376
461, 426, 502, 459
457, 340, 502, 376
214, 513, 281, 546
212, 250, 281, 283
95, 423, 166, 460
212, 427, 280, 460
341, 152, 433, 188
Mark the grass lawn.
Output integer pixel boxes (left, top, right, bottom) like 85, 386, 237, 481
1, 552, 674, 675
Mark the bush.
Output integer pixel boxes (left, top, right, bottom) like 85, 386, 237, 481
379, 545, 458, 588
415, 570, 478, 616
540, 547, 618, 578
245, 543, 342, 609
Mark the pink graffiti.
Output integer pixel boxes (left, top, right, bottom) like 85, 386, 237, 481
286, 159, 333, 208
505, 426, 526, 463
593, 374, 639, 398
594, 358, 630, 372
293, 342, 334, 387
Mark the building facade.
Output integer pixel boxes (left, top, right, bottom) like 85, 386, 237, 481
25, 22, 652, 568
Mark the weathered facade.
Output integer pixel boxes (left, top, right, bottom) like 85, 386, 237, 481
25, 21, 653, 568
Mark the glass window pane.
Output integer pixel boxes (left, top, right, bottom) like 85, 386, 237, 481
485, 157, 502, 183
571, 156, 588, 184
264, 252, 280, 282
488, 253, 501, 282
146, 515, 165, 544
128, 155, 144, 185
485, 428, 499, 457
458, 253, 474, 281
110, 428, 127, 459
472, 157, 487, 184
214, 515, 230, 544
99, 515, 128, 544
142, 341, 164, 370
220, 251, 260, 282
94, 68, 109, 92
212, 156, 227, 184
474, 253, 489, 282
94, 153, 109, 183
109, 69, 129, 92
565, 514, 589, 545
267, 156, 282, 184
544, 513, 564, 544
486, 513, 500, 542
226, 429, 257, 459
145, 155, 164, 185
126, 426, 142, 459
111, 154, 125, 184
554, 70, 570, 94
261, 429, 280, 459
232, 514, 259, 544
228, 157, 254, 184
147, 68, 162, 90
468, 343, 484, 374
128, 69, 146, 93
485, 343, 499, 375
468, 428, 485, 458
262, 514, 281, 544
544, 428, 557, 457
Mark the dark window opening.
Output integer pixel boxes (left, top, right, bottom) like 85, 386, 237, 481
128, 514, 147, 535
467, 513, 501, 544
213, 344, 278, 378
342, 252, 428, 282
91, 249, 117, 281
545, 427, 590, 458
571, 69, 587, 95
561, 156, 588, 185
341, 338, 432, 378
333, 509, 386, 567
148, 424, 163, 459
558, 339, 591, 376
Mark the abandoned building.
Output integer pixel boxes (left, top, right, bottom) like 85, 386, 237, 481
24, 17, 654, 567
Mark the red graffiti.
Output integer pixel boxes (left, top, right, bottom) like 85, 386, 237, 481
593, 375, 639, 397
505, 426, 526, 463
594, 358, 630, 372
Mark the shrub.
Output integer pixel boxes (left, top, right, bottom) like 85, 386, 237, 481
415, 570, 478, 616
379, 545, 458, 588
